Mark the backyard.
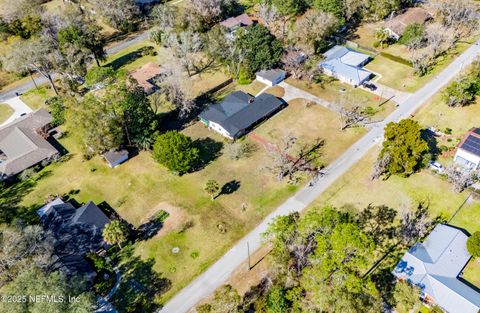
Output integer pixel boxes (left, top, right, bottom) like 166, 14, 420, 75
462, 258, 480, 289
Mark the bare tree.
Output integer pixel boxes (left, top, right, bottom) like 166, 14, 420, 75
281, 46, 308, 79
371, 153, 391, 180
427, 0, 478, 35
166, 31, 205, 77
188, 0, 227, 26
258, 3, 281, 30
2, 37, 64, 95
291, 10, 338, 55
398, 202, 431, 246
445, 165, 476, 193
92, 0, 139, 32
337, 94, 369, 130
155, 63, 196, 118
264, 134, 325, 183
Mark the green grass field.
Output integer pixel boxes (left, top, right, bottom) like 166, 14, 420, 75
462, 259, 480, 288
0, 103, 14, 123
20, 86, 57, 110
254, 98, 366, 165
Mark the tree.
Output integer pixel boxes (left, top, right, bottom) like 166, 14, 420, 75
427, 0, 478, 35
398, 203, 431, 246
371, 152, 392, 180
445, 165, 475, 192
0, 268, 94, 313
102, 220, 127, 249
467, 231, 480, 258
92, 0, 139, 32
399, 23, 426, 48
199, 284, 241, 313
393, 281, 421, 313
152, 131, 200, 175
379, 119, 429, 177
339, 105, 368, 130
234, 25, 283, 75
358, 204, 397, 248
264, 134, 325, 183
69, 94, 124, 154
225, 141, 255, 160
374, 27, 391, 48
2, 37, 63, 95
313, 0, 345, 24
58, 23, 106, 67
46, 96, 66, 126
188, 0, 232, 28
0, 224, 55, 287
166, 31, 204, 77
291, 10, 338, 55
150, 4, 179, 45
204, 179, 220, 200
85, 66, 116, 87
442, 77, 478, 107
267, 286, 287, 313
270, 0, 306, 16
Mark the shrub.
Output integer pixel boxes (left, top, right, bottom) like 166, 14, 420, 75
19, 167, 37, 181
46, 96, 65, 126
152, 131, 200, 175
225, 141, 256, 160
399, 23, 426, 46
467, 231, 480, 258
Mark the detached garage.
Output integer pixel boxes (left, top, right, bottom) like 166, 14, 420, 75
103, 149, 129, 168
256, 69, 287, 87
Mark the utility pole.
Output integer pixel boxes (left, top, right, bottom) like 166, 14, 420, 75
247, 241, 251, 270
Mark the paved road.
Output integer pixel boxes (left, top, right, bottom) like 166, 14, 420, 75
0, 97, 33, 126
160, 41, 480, 313
0, 31, 150, 102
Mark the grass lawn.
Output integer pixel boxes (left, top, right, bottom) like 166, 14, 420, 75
0, 103, 14, 124
414, 93, 480, 136
462, 258, 480, 288
211, 80, 267, 100
20, 121, 299, 304
311, 147, 479, 231
254, 98, 366, 165
285, 78, 396, 120
20, 86, 57, 110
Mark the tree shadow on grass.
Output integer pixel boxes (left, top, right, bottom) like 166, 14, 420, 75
104, 46, 154, 71
110, 245, 171, 312
421, 128, 440, 160
0, 170, 53, 224
194, 137, 223, 171
216, 180, 241, 199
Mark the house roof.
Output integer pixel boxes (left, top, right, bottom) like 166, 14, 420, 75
103, 149, 129, 166
458, 128, 480, 157
256, 69, 286, 83
220, 13, 253, 29
130, 62, 162, 93
320, 46, 372, 86
385, 7, 431, 37
38, 199, 110, 231
0, 109, 58, 177
199, 91, 284, 137
393, 224, 480, 313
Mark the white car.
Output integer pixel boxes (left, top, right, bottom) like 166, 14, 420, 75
429, 161, 444, 173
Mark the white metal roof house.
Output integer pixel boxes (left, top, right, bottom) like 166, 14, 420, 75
393, 224, 480, 313
319, 46, 372, 87
255, 69, 287, 87
454, 128, 480, 171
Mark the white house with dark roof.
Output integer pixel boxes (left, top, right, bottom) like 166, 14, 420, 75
454, 128, 480, 171
319, 46, 372, 87
199, 91, 285, 139
393, 224, 480, 313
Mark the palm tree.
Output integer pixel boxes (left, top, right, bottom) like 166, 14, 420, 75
102, 220, 127, 249
204, 179, 220, 200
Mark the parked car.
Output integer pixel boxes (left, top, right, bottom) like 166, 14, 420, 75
429, 161, 444, 173
20, 113, 27, 117
363, 83, 377, 91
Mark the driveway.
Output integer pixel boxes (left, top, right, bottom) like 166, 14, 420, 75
159, 40, 480, 313
360, 82, 412, 105
0, 97, 32, 126
278, 81, 342, 113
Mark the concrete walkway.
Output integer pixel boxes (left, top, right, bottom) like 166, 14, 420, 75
0, 96, 33, 127
278, 81, 342, 113
159, 40, 480, 313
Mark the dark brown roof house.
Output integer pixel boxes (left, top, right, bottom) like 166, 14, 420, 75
130, 62, 163, 95
220, 13, 254, 30
385, 7, 432, 40
0, 109, 59, 180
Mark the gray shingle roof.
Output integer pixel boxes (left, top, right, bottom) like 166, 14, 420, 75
0, 109, 58, 177
256, 69, 286, 83
393, 224, 480, 313
199, 91, 284, 138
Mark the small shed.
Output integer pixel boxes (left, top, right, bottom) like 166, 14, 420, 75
255, 69, 287, 87
103, 150, 129, 168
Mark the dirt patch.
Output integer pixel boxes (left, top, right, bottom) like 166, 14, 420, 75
141, 202, 187, 236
